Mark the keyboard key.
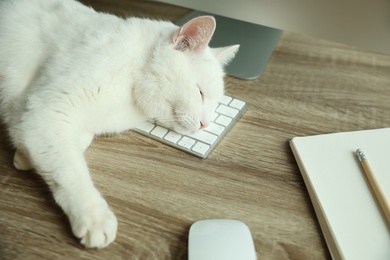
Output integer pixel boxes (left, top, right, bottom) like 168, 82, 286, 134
192, 142, 210, 155
178, 137, 196, 149
151, 126, 168, 138
137, 122, 155, 133
219, 95, 232, 105
230, 99, 246, 110
215, 115, 232, 127
216, 104, 239, 118
164, 131, 181, 143
188, 131, 218, 145
205, 122, 225, 135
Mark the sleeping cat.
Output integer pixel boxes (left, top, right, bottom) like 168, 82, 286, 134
0, 0, 239, 249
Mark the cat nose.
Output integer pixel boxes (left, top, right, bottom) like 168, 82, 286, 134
200, 121, 208, 129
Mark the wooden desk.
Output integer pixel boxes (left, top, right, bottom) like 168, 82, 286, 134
1, 1, 389, 259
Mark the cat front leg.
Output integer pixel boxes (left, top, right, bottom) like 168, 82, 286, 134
63, 180, 118, 249
38, 148, 117, 248
20, 126, 117, 248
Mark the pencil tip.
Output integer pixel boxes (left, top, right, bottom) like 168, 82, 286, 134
356, 149, 366, 162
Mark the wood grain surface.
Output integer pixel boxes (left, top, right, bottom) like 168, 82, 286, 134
1, 0, 390, 259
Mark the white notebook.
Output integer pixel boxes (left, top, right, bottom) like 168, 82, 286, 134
289, 128, 390, 260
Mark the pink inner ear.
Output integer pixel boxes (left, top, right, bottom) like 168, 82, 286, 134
173, 16, 216, 52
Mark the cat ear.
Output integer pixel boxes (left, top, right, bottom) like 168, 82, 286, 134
173, 16, 216, 53
212, 45, 240, 66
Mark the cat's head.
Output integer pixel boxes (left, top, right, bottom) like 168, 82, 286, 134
135, 16, 239, 134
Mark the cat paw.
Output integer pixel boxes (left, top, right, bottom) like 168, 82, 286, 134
13, 150, 33, 171
71, 204, 118, 249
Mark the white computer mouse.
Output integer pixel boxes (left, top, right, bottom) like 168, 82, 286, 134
188, 219, 257, 260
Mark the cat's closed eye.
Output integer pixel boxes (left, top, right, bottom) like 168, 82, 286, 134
197, 85, 204, 101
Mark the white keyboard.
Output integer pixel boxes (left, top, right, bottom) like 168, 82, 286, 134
134, 95, 247, 158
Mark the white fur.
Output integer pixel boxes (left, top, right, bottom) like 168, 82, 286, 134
0, 0, 239, 248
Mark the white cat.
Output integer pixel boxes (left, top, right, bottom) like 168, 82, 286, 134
0, 0, 239, 249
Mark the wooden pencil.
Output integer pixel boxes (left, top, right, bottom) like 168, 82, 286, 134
356, 149, 390, 228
